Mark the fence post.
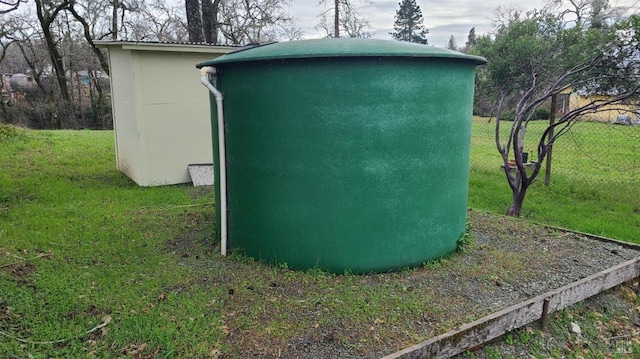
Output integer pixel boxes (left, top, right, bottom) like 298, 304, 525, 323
545, 94, 557, 186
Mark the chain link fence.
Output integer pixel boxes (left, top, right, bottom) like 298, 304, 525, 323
469, 116, 640, 184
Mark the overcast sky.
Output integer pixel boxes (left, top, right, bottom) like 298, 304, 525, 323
288, 0, 639, 48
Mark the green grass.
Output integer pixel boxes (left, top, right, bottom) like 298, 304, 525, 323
1, 122, 639, 357
0, 127, 461, 357
469, 117, 640, 243
460, 285, 640, 358
0, 128, 221, 357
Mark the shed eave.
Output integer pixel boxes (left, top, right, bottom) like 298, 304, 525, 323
94, 40, 235, 54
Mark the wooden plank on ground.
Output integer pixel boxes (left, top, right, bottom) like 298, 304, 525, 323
382, 257, 640, 359
543, 224, 640, 250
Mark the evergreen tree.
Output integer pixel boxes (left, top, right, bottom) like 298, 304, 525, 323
447, 35, 457, 50
590, 0, 610, 29
463, 27, 477, 53
390, 0, 428, 44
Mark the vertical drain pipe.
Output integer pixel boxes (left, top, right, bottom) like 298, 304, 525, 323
200, 66, 228, 256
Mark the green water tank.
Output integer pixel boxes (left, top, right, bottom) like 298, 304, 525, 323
197, 39, 485, 273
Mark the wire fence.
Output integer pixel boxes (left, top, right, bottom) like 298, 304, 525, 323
469, 117, 640, 184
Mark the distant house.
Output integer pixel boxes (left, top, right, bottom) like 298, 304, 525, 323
96, 40, 235, 187
559, 88, 639, 123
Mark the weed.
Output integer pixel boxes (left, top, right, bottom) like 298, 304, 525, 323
227, 248, 254, 264
504, 333, 514, 345
456, 221, 474, 253
422, 257, 450, 270
0, 124, 24, 142
305, 266, 328, 278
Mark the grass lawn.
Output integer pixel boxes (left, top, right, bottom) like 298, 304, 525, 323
468, 117, 640, 243
1, 123, 639, 357
1, 128, 222, 356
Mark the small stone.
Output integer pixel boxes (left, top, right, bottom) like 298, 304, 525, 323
571, 322, 581, 334
614, 114, 632, 125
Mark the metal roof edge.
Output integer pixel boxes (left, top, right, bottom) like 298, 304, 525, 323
94, 40, 237, 54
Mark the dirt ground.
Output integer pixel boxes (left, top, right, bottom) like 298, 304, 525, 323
170, 208, 640, 358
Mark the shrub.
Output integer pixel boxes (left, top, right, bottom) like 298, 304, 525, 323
532, 107, 550, 121
0, 123, 22, 142
500, 107, 550, 122
500, 109, 516, 121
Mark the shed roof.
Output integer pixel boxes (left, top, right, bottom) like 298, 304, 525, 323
95, 40, 236, 54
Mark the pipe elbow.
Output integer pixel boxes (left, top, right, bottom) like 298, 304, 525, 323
199, 66, 224, 102
199, 66, 217, 77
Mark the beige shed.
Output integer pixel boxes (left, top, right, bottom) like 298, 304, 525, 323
96, 41, 234, 186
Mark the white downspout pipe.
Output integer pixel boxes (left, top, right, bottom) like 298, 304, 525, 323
200, 66, 228, 256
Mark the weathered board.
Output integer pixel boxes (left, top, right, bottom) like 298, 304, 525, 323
382, 257, 640, 359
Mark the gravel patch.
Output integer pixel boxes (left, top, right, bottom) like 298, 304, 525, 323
177, 209, 640, 358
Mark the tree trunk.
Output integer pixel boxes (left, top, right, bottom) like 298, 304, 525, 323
211, 0, 222, 44
112, 0, 118, 39
506, 182, 528, 217
89, 71, 105, 129
42, 27, 71, 102
202, 0, 213, 43
334, 0, 340, 38
186, 0, 203, 43
34, 0, 73, 128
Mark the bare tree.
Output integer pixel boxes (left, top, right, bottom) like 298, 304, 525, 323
128, 0, 188, 42
544, 0, 623, 28
1, 0, 116, 128
183, 0, 298, 44
217, 0, 298, 44
0, 0, 26, 14
1, 12, 62, 127
316, 0, 371, 38
475, 9, 640, 216
32, 0, 74, 128
66, 4, 110, 75
109, 0, 141, 39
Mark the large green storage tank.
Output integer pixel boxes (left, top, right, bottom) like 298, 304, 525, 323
197, 39, 485, 273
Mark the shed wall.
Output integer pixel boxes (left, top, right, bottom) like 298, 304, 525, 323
104, 42, 232, 186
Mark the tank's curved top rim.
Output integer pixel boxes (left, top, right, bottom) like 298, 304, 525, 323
196, 38, 487, 68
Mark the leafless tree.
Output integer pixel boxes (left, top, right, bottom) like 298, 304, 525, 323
0, 0, 26, 14
184, 0, 297, 44
66, 2, 110, 75
316, 0, 371, 38
142, 0, 189, 42
110, 0, 141, 39
476, 8, 640, 216
0, 0, 115, 128
217, 0, 297, 44
544, 0, 624, 28
114, 0, 188, 42
1, 12, 61, 126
